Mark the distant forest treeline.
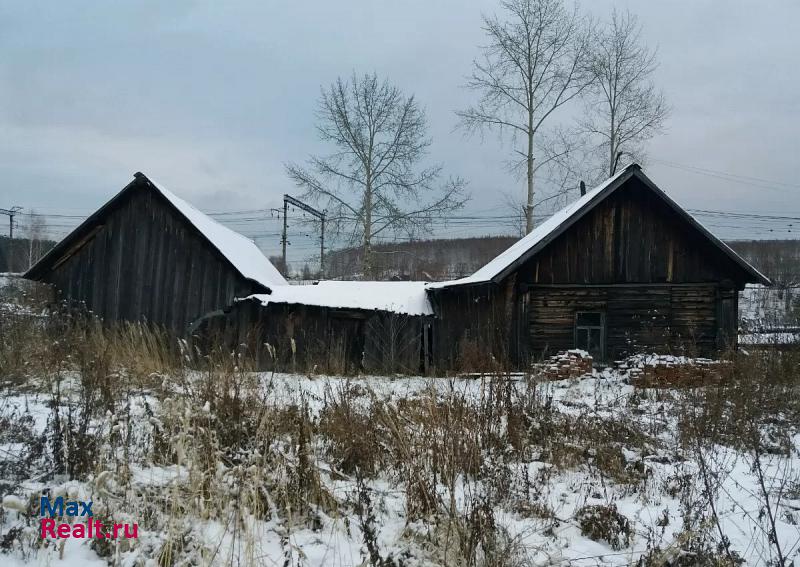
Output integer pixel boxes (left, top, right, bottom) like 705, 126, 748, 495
0, 235, 56, 273
727, 240, 800, 286
324, 236, 518, 280
325, 237, 800, 284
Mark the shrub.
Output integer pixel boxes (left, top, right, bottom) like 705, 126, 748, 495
575, 504, 632, 551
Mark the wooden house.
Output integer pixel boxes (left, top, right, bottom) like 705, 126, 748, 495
24, 172, 287, 333
25, 163, 769, 373
427, 163, 770, 367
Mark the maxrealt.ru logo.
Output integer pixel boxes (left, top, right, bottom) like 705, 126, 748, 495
39, 496, 138, 539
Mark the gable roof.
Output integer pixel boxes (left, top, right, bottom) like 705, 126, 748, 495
430, 163, 770, 289
25, 173, 287, 290
243, 280, 433, 316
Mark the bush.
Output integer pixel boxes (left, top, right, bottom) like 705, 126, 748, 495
575, 504, 632, 551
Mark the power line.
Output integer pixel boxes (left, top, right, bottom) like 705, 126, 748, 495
13, 177, 800, 266
17, 207, 800, 229
651, 158, 800, 192
688, 208, 800, 222
0, 207, 22, 238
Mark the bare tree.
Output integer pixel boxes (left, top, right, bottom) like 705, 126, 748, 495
25, 211, 48, 269
582, 9, 669, 176
286, 73, 467, 277
458, 0, 593, 234
269, 255, 290, 278
500, 127, 597, 236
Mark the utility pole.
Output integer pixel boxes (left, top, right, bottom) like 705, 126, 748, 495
281, 199, 288, 276
0, 206, 22, 238
282, 195, 326, 279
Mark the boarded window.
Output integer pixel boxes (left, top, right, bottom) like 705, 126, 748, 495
575, 311, 605, 361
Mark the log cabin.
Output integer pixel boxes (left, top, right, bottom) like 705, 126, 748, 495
427, 163, 770, 368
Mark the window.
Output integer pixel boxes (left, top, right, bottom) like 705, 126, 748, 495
575, 312, 605, 360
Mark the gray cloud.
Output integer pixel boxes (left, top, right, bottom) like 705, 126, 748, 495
1, 0, 798, 256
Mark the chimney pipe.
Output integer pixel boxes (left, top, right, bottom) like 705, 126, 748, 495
579, 180, 586, 196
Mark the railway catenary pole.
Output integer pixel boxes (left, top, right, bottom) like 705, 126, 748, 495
281, 199, 288, 276
0, 206, 22, 238
282, 194, 325, 278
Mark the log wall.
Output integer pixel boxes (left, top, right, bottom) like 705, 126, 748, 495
526, 284, 731, 360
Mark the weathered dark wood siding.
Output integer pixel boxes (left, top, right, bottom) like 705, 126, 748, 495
518, 178, 753, 286
36, 185, 262, 333
429, 278, 526, 371
198, 299, 430, 374
430, 176, 754, 367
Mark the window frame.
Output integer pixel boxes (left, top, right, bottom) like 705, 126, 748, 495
574, 311, 606, 361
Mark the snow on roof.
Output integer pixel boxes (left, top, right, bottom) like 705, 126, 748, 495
243, 281, 433, 316
429, 167, 632, 289
144, 176, 287, 289
430, 164, 770, 289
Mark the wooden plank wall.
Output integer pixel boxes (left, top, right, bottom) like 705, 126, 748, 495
40, 186, 259, 333
197, 300, 428, 374
518, 178, 753, 286
429, 280, 522, 371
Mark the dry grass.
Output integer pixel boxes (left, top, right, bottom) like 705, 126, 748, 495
2, 288, 800, 565
677, 349, 800, 453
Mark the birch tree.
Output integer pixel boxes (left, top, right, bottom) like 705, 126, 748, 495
286, 73, 467, 277
582, 9, 669, 176
25, 211, 48, 269
458, 0, 593, 233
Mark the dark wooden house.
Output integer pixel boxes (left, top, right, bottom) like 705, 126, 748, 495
427, 164, 770, 367
25, 163, 769, 373
24, 172, 287, 333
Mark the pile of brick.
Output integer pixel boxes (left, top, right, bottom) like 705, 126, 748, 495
537, 349, 594, 380
618, 354, 728, 388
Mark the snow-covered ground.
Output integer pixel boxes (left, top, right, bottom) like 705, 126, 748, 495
2, 365, 800, 566
739, 284, 800, 346
740, 284, 799, 329
1, 277, 799, 565
0, 273, 22, 290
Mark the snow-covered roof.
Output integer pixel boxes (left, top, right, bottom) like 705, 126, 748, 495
430, 164, 770, 289
143, 175, 287, 289
243, 281, 433, 316
25, 172, 287, 291
429, 167, 631, 289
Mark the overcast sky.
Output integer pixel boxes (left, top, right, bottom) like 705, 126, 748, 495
1, 0, 798, 261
